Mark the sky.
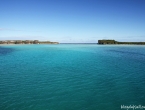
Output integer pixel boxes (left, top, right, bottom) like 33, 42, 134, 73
0, 0, 145, 43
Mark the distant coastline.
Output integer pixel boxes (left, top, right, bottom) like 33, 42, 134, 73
98, 40, 145, 45
0, 40, 59, 45
1, 39, 145, 45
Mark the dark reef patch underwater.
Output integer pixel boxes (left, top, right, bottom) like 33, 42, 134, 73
0, 46, 16, 56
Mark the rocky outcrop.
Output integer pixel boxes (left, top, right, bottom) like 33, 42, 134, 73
98, 40, 145, 45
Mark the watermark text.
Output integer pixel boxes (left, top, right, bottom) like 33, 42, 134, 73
121, 105, 145, 110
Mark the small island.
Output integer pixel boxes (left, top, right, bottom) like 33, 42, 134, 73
98, 40, 145, 45
0, 40, 59, 44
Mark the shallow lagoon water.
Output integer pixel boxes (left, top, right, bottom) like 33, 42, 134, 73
0, 44, 145, 110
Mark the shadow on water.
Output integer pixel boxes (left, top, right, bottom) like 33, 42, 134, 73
0, 46, 16, 56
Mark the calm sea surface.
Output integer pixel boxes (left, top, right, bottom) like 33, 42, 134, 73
0, 44, 145, 110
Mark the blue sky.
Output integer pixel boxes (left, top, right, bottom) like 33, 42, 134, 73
0, 0, 145, 43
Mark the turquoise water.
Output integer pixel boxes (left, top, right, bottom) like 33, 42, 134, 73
0, 44, 145, 110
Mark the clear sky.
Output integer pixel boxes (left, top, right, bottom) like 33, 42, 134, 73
0, 0, 145, 43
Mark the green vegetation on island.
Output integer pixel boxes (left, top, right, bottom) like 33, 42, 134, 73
0, 40, 59, 44
98, 40, 145, 45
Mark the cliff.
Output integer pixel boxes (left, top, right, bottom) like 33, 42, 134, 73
98, 40, 145, 45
